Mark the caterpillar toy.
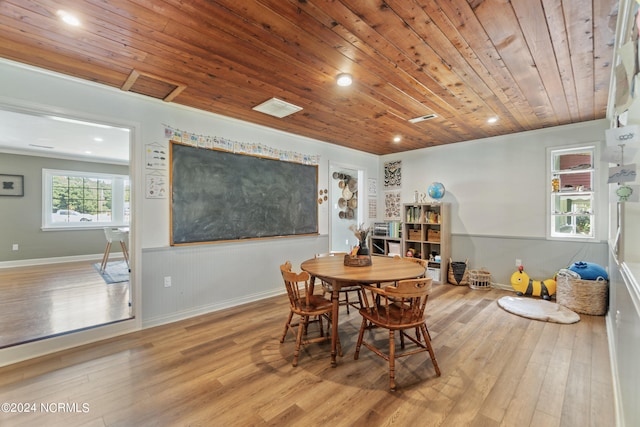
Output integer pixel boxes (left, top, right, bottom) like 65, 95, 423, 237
510, 265, 556, 300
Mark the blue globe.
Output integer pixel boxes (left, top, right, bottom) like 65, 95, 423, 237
428, 182, 445, 200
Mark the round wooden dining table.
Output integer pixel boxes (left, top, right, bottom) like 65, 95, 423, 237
300, 255, 426, 366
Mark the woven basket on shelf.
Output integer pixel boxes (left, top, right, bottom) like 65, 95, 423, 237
556, 275, 608, 315
468, 269, 491, 290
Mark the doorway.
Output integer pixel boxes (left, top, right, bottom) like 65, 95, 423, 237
0, 108, 134, 348
329, 163, 365, 253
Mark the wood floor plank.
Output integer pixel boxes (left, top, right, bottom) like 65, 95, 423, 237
0, 261, 130, 348
0, 273, 615, 427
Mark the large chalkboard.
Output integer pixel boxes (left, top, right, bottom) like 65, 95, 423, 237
170, 142, 318, 245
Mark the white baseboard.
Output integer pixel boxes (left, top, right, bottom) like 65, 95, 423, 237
0, 253, 117, 268
606, 313, 624, 427
142, 287, 284, 329
491, 282, 512, 291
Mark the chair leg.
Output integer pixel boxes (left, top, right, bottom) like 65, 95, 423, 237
328, 313, 343, 357
293, 315, 307, 367
120, 241, 130, 270
389, 330, 396, 391
416, 323, 431, 341
100, 241, 112, 273
318, 314, 324, 337
302, 316, 312, 336
421, 324, 441, 376
356, 289, 363, 308
353, 317, 368, 360
280, 311, 294, 343
344, 292, 350, 314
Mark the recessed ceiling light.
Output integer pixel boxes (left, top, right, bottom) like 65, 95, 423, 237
393, 136, 402, 143
57, 10, 81, 27
94, 137, 103, 142
487, 116, 498, 124
336, 73, 353, 87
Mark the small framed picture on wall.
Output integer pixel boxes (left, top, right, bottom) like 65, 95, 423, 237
0, 174, 24, 196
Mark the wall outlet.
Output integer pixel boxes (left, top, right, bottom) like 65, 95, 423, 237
515, 259, 522, 267
164, 276, 172, 287
12, 243, 19, 251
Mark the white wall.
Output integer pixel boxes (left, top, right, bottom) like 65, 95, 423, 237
606, 3, 640, 424
0, 153, 129, 261
380, 121, 609, 285
381, 122, 610, 238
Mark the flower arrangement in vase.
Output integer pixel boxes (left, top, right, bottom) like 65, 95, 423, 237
349, 223, 371, 255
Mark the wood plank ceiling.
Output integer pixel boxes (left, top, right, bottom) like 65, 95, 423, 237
0, 0, 620, 155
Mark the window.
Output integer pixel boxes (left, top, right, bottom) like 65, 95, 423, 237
43, 169, 130, 229
548, 146, 595, 239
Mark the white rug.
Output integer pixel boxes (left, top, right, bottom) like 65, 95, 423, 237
497, 296, 580, 324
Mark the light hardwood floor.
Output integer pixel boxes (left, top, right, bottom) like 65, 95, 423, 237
0, 281, 614, 426
0, 261, 131, 348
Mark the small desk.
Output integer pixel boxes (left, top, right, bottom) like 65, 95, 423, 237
300, 255, 426, 366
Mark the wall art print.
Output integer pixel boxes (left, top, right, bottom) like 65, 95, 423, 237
383, 190, 401, 220
367, 178, 377, 196
384, 160, 401, 188
0, 174, 24, 196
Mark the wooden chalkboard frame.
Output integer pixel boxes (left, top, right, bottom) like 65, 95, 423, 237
170, 141, 318, 245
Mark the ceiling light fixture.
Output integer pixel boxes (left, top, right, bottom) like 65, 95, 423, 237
336, 73, 353, 87
393, 136, 402, 143
57, 10, 81, 27
487, 116, 498, 124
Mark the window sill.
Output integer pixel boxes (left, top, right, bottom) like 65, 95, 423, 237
42, 223, 129, 231
547, 235, 597, 242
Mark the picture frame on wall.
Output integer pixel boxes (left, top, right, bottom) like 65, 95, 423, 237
0, 174, 24, 196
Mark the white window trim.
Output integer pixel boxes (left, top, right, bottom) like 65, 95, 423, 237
42, 168, 130, 230
546, 144, 598, 241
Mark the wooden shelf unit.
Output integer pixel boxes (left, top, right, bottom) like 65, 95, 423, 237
402, 202, 451, 284
370, 221, 402, 257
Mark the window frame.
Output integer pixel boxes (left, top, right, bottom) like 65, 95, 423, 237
546, 144, 597, 241
42, 168, 130, 230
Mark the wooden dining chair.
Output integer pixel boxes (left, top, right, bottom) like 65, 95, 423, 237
100, 227, 130, 273
315, 252, 363, 314
400, 257, 431, 341
377, 255, 426, 289
403, 256, 428, 270
354, 277, 440, 390
279, 261, 340, 367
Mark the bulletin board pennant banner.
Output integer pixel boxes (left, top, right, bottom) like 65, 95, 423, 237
606, 125, 640, 146
608, 164, 637, 183
602, 146, 639, 164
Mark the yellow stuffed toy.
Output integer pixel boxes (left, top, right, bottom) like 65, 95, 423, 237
510, 265, 556, 300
